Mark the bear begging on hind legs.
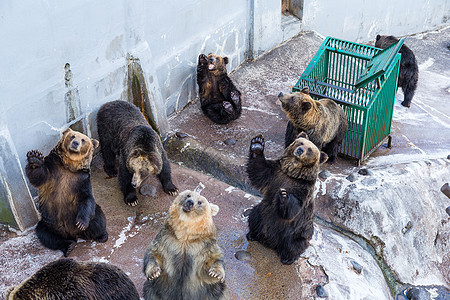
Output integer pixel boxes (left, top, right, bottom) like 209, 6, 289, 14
197, 53, 242, 124
375, 35, 418, 108
97, 100, 178, 206
25, 128, 108, 257
246, 132, 328, 265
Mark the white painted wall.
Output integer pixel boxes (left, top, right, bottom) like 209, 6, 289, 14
303, 0, 450, 42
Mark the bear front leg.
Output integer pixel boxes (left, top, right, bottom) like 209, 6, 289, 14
197, 54, 209, 95
119, 157, 138, 206
144, 252, 161, 281
158, 152, 178, 196
25, 150, 49, 187
247, 135, 274, 190
277, 188, 301, 220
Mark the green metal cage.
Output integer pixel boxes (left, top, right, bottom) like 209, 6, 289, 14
292, 36, 402, 165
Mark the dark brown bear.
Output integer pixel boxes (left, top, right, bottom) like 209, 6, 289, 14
25, 128, 108, 257
143, 190, 227, 300
375, 35, 419, 108
246, 132, 327, 265
96, 100, 178, 206
6, 258, 140, 300
197, 53, 242, 124
279, 87, 347, 163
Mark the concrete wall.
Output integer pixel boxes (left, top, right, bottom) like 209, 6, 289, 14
0, 0, 448, 229
303, 0, 450, 42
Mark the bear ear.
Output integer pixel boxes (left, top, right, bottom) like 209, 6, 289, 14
223, 57, 229, 65
319, 151, 328, 164
376, 35, 381, 41
62, 128, 72, 136
301, 101, 312, 112
210, 203, 219, 216
91, 139, 99, 149
301, 87, 310, 95
297, 131, 308, 139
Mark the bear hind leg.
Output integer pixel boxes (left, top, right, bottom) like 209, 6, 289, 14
401, 84, 416, 108
36, 221, 76, 257
100, 141, 118, 177
279, 237, 309, 265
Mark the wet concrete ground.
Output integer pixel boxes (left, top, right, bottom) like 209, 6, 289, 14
1, 27, 450, 299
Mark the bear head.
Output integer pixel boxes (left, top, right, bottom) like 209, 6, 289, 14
168, 190, 219, 242
127, 150, 163, 189
55, 128, 99, 172
278, 87, 318, 127
375, 35, 399, 49
206, 53, 229, 75
280, 132, 328, 180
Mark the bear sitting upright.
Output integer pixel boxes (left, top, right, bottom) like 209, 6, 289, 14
279, 87, 347, 163
143, 190, 227, 300
6, 258, 140, 300
375, 35, 419, 108
97, 100, 178, 206
25, 128, 108, 257
197, 53, 242, 124
246, 132, 328, 265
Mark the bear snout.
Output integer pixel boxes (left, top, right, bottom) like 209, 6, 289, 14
294, 147, 304, 156
182, 199, 194, 212
278, 92, 283, 98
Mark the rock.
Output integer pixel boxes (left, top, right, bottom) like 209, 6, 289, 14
350, 260, 362, 274
447, 154, 450, 160
243, 208, 252, 217
140, 184, 157, 197
441, 183, 450, 199
402, 221, 413, 234
319, 170, 331, 180
176, 131, 188, 139
235, 250, 251, 262
223, 138, 236, 145
446, 206, 450, 217
406, 287, 431, 300
358, 168, 372, 176
346, 173, 357, 182
315, 285, 328, 298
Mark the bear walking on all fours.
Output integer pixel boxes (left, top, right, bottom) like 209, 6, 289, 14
143, 190, 227, 300
279, 87, 347, 163
25, 128, 108, 257
197, 53, 242, 124
6, 258, 140, 300
246, 132, 328, 265
97, 100, 178, 206
375, 35, 419, 108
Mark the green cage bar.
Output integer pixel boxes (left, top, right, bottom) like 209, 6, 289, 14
292, 37, 401, 165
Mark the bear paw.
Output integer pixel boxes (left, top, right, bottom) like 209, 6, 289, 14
279, 188, 288, 202
246, 231, 257, 242
401, 100, 411, 108
103, 165, 118, 178
26, 150, 44, 168
208, 265, 225, 283
223, 101, 234, 114
280, 256, 296, 265
163, 182, 178, 196
75, 217, 89, 231
231, 90, 240, 106
146, 265, 161, 281
125, 193, 139, 207
198, 54, 208, 65
250, 135, 265, 157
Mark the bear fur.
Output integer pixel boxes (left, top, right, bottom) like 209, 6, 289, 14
375, 35, 419, 108
279, 87, 347, 163
25, 128, 108, 257
143, 190, 227, 300
6, 258, 140, 300
246, 132, 328, 265
96, 100, 178, 206
197, 53, 242, 124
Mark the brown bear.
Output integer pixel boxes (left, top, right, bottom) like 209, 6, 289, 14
375, 35, 419, 108
25, 128, 108, 257
246, 132, 328, 265
96, 100, 178, 206
143, 190, 227, 300
279, 87, 347, 163
6, 258, 140, 300
197, 53, 242, 124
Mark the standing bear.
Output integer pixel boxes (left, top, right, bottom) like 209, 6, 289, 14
143, 190, 227, 300
197, 53, 242, 124
246, 132, 328, 265
25, 128, 108, 257
6, 258, 140, 300
279, 87, 347, 163
97, 100, 178, 206
375, 35, 419, 108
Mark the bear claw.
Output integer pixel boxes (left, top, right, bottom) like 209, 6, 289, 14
146, 266, 161, 281
223, 101, 234, 114
250, 135, 265, 156
208, 267, 225, 283
198, 54, 208, 65
26, 150, 44, 167
280, 188, 288, 201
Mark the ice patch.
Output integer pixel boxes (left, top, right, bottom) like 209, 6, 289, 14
419, 58, 434, 71
194, 182, 206, 194
225, 186, 235, 193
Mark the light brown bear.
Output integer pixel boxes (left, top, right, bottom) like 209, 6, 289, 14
143, 190, 227, 300
6, 258, 140, 299
279, 87, 348, 163
25, 128, 108, 257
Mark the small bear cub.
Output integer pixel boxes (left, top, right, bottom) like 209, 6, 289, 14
143, 190, 227, 300
197, 53, 242, 124
246, 132, 327, 265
